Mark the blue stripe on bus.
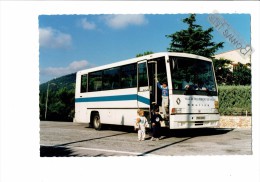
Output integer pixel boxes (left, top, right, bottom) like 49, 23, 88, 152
75, 94, 150, 105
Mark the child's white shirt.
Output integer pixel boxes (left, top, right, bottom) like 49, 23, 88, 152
137, 116, 148, 130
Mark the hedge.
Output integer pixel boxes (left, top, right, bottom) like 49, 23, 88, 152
218, 85, 251, 116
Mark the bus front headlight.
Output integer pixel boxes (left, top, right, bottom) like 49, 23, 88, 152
214, 101, 219, 109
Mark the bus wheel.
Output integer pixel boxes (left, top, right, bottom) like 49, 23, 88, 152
93, 113, 102, 130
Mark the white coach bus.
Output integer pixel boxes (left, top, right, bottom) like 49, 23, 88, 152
74, 52, 219, 130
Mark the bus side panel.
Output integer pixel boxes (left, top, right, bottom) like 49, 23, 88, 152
74, 103, 90, 123
95, 109, 137, 126
74, 88, 147, 124
74, 71, 89, 123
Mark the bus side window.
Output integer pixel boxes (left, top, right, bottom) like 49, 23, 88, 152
103, 67, 120, 90
138, 62, 148, 88
80, 74, 88, 93
121, 63, 137, 88
88, 71, 102, 92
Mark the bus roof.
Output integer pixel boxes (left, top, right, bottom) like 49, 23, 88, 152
77, 52, 212, 74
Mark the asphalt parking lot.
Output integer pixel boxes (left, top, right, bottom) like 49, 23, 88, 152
40, 121, 252, 156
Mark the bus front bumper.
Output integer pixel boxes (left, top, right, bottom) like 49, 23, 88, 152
169, 113, 220, 129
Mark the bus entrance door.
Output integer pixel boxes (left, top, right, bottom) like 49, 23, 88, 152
137, 60, 150, 111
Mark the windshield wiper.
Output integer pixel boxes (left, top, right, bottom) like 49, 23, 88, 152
184, 89, 197, 95
206, 89, 212, 96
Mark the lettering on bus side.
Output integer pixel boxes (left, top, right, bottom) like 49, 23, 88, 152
185, 97, 215, 101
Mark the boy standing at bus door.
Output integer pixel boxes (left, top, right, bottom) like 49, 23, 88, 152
136, 109, 148, 141
156, 78, 169, 119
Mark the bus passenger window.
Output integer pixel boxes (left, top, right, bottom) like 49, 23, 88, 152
80, 74, 88, 93
88, 71, 102, 92
103, 67, 120, 90
138, 62, 148, 87
121, 63, 137, 88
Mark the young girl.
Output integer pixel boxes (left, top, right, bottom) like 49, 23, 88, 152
136, 109, 148, 141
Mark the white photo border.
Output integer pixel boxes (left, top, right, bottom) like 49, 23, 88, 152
0, 1, 259, 182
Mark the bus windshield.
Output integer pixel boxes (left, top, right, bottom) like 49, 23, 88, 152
170, 56, 217, 96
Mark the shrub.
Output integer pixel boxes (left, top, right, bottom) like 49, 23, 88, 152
218, 85, 251, 116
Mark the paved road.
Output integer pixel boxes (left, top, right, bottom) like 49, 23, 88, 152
40, 121, 252, 157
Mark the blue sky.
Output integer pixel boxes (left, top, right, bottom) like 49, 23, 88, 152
39, 14, 250, 83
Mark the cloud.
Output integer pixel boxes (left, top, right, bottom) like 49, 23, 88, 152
104, 14, 148, 29
39, 27, 72, 48
41, 60, 91, 78
80, 18, 96, 30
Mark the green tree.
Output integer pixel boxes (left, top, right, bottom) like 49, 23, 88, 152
212, 59, 251, 86
166, 14, 224, 58
233, 63, 251, 85
136, 51, 154, 57
212, 58, 233, 85
43, 87, 75, 121
39, 74, 76, 121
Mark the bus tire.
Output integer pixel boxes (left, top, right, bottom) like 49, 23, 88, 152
92, 113, 102, 130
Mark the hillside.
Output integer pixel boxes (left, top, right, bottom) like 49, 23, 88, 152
40, 73, 76, 94
39, 73, 76, 121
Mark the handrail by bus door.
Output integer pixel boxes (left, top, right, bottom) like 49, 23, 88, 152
148, 61, 157, 104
